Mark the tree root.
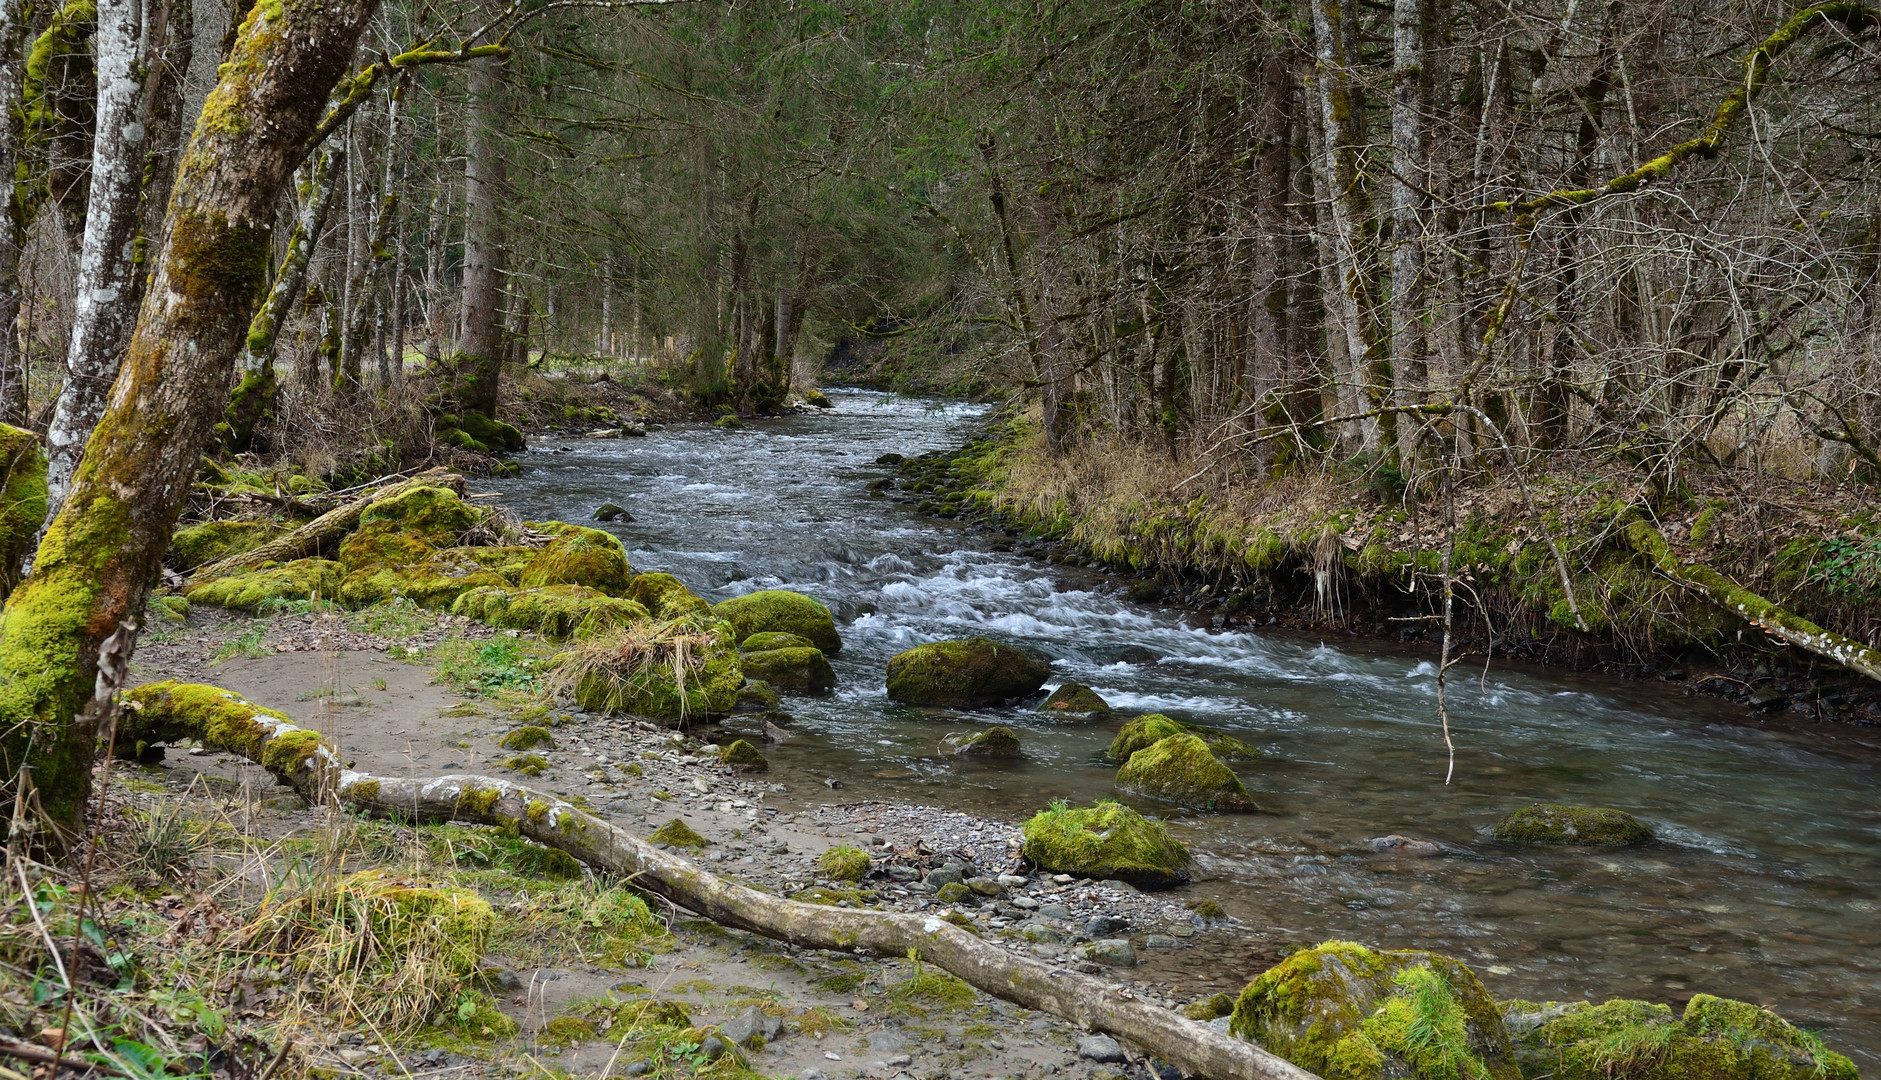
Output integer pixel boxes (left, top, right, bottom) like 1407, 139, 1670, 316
1625, 519, 1881, 683
115, 681, 1318, 1080
189, 467, 466, 581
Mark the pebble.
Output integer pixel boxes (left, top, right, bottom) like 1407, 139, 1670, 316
1080, 938, 1137, 967
1078, 1035, 1125, 1063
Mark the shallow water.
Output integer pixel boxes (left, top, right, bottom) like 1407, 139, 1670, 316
490, 389, 1881, 1063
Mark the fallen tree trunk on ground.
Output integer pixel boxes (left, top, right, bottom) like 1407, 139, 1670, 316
1625, 518, 1881, 683
117, 681, 1319, 1080
190, 468, 465, 580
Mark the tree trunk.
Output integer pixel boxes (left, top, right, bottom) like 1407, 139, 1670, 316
225, 146, 342, 453
42, 0, 163, 520
118, 680, 1325, 1080
0, 0, 33, 426
454, 56, 506, 416
1388, 0, 1426, 471
0, 0, 383, 842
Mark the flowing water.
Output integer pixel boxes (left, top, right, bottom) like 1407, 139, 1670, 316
490, 389, 1881, 1063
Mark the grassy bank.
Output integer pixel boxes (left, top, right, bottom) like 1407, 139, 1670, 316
894, 409, 1881, 724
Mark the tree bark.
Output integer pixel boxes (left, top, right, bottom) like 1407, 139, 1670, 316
117, 680, 1326, 1080
0, 0, 384, 840
1388, 0, 1427, 471
0, 0, 33, 426
454, 56, 507, 416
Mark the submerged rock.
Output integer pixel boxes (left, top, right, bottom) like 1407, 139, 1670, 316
714, 589, 842, 653
1116, 733, 1255, 812
592, 502, 633, 522
1231, 940, 1519, 1080
739, 646, 836, 692
939, 726, 1022, 757
1038, 682, 1111, 717
803, 389, 834, 408
1370, 834, 1443, 857
1114, 645, 1161, 665
1492, 803, 1653, 846
1018, 800, 1191, 889
185, 558, 344, 610
1502, 994, 1857, 1080
885, 636, 1051, 707
625, 572, 712, 620
453, 584, 648, 640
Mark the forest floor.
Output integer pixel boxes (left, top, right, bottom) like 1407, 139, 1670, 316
0, 596, 1230, 1080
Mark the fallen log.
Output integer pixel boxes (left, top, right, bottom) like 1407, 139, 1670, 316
1625, 518, 1881, 683
115, 682, 1319, 1080
189, 468, 466, 581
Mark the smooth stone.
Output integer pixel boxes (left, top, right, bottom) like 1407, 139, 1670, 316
996, 873, 1029, 888
1010, 896, 1041, 910
1017, 920, 1064, 944
927, 865, 965, 887
1078, 1035, 1125, 1063
1143, 934, 1183, 949
1039, 903, 1071, 919
1080, 938, 1136, 967
966, 876, 1004, 897
1084, 914, 1130, 937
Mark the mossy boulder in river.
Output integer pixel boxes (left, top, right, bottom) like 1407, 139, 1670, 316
1019, 800, 1191, 889
1115, 733, 1255, 812
1038, 682, 1111, 717
452, 584, 649, 640
714, 589, 842, 653
1492, 803, 1652, 845
1502, 994, 1856, 1080
1109, 712, 1260, 762
741, 631, 817, 651
885, 636, 1051, 707
184, 558, 345, 610
625, 572, 712, 619
1231, 940, 1519, 1080
738, 646, 835, 692
520, 523, 633, 596
940, 726, 1022, 758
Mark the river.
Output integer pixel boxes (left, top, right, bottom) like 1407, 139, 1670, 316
488, 388, 1881, 1065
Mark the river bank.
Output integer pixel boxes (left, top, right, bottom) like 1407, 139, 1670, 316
883, 406, 1881, 726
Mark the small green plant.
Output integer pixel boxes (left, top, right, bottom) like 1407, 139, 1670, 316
211, 627, 268, 664
128, 804, 208, 881
818, 845, 871, 882
1814, 534, 1881, 602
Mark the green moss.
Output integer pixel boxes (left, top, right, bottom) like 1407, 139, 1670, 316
456, 411, 525, 452
735, 680, 780, 710
116, 682, 324, 791
719, 739, 768, 771
884, 636, 1051, 707
1109, 713, 1188, 760
444, 991, 520, 1041
803, 389, 834, 408
339, 556, 510, 610
1037, 682, 1111, 716
360, 484, 484, 544
1019, 800, 1191, 888
737, 646, 835, 692
819, 845, 872, 882
625, 572, 712, 619
740, 631, 817, 651
167, 518, 283, 570
336, 519, 440, 570
1502, 995, 1856, 1080
1492, 803, 1652, 846
571, 623, 744, 722
452, 584, 649, 640
151, 594, 190, 623
521, 523, 633, 595
940, 726, 1022, 757
500, 726, 555, 751
1231, 941, 1518, 1080
537, 1015, 597, 1048
162, 208, 273, 306
185, 557, 344, 609
1185, 992, 1236, 1021
1116, 733, 1255, 812
502, 753, 549, 777
0, 425, 49, 602
455, 785, 505, 819
350, 779, 381, 801
649, 818, 708, 848
935, 881, 974, 904
712, 589, 842, 653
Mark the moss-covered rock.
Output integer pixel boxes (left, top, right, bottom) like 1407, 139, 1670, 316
440, 544, 545, 584
338, 550, 510, 609
1019, 800, 1191, 889
571, 624, 744, 723
1231, 940, 1519, 1080
624, 572, 712, 619
452, 584, 649, 640
499, 726, 555, 751
741, 631, 817, 651
457, 410, 525, 452
1501, 994, 1856, 1080
649, 818, 708, 848
803, 389, 834, 408
713, 589, 842, 653
167, 518, 283, 570
1492, 803, 1652, 846
184, 558, 344, 609
0, 424, 48, 602
520, 523, 633, 596
1038, 682, 1111, 717
1185, 993, 1236, 1021
152, 594, 190, 623
735, 680, 780, 711
1116, 733, 1255, 812
356, 485, 482, 550
1109, 713, 1188, 760
738, 646, 835, 693
940, 726, 1022, 757
719, 739, 768, 771
819, 845, 872, 882
885, 636, 1050, 707
502, 753, 548, 776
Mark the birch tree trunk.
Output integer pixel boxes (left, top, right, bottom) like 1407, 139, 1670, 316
0, 0, 32, 426
1388, 0, 1426, 471
454, 56, 507, 416
42, 0, 150, 520
0, 0, 382, 841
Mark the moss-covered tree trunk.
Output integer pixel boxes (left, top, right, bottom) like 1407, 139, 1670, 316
453, 55, 507, 417
0, 0, 382, 841
0, 424, 46, 600
0, 0, 31, 426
